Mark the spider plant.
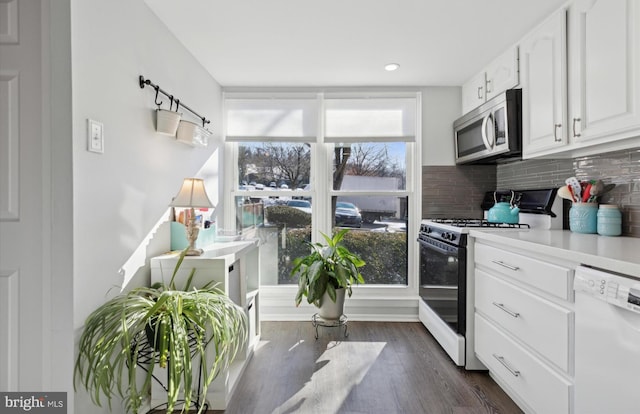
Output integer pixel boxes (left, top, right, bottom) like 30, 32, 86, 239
74, 248, 247, 414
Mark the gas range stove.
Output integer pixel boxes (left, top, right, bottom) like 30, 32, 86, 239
419, 219, 530, 246
419, 188, 563, 247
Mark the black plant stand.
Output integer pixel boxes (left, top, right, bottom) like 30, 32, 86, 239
311, 313, 348, 339
130, 330, 209, 414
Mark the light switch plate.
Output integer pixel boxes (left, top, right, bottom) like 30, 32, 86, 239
87, 119, 104, 153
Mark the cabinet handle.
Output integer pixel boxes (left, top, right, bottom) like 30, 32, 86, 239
486, 79, 492, 93
553, 123, 562, 142
492, 302, 520, 318
491, 260, 519, 271
572, 117, 582, 137
477, 86, 483, 99
493, 354, 521, 377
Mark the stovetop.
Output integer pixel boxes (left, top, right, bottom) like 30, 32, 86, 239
426, 218, 531, 229
419, 218, 532, 247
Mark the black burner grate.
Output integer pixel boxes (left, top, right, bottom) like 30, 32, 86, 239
428, 218, 530, 229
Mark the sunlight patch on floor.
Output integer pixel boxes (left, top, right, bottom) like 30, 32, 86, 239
277, 341, 387, 413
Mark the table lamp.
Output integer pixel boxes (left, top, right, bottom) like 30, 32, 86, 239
170, 178, 214, 256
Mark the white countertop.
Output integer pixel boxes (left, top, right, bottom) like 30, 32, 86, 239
469, 229, 640, 278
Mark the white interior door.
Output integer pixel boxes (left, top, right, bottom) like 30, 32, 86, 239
0, 0, 48, 391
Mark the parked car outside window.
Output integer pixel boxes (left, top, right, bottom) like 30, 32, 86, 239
286, 199, 312, 214
335, 201, 362, 228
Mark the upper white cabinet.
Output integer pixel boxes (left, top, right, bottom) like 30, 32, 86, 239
568, 0, 640, 144
522, 1, 640, 158
462, 46, 519, 114
462, 71, 486, 114
520, 8, 569, 157
485, 47, 520, 101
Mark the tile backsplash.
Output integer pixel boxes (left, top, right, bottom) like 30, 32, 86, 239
422, 148, 640, 237
422, 165, 496, 219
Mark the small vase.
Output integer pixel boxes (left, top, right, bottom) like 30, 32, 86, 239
318, 288, 345, 320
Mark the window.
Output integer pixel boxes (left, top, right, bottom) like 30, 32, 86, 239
225, 93, 419, 293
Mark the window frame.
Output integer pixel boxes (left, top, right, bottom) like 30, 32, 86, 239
222, 91, 422, 301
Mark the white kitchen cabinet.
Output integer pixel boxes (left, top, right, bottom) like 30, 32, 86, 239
462, 46, 519, 114
150, 240, 260, 410
522, 1, 640, 159
473, 239, 575, 414
485, 47, 520, 101
520, 8, 569, 157
462, 71, 487, 114
568, 0, 640, 145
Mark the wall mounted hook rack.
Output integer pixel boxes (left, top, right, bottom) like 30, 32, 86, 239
139, 75, 211, 128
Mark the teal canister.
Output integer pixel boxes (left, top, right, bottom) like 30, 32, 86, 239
569, 203, 598, 234
597, 204, 622, 236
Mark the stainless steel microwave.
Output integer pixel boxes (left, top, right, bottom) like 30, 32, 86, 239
454, 89, 522, 164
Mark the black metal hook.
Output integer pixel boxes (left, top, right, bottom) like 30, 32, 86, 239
154, 86, 163, 107
202, 118, 210, 128
169, 95, 174, 111
175, 99, 180, 113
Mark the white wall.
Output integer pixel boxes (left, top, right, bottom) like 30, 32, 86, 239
71, 0, 222, 412
421, 86, 461, 166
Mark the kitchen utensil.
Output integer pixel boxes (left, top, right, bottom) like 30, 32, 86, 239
558, 185, 574, 201
567, 185, 576, 202
582, 183, 592, 202
590, 180, 604, 196
600, 183, 616, 195
566, 177, 582, 202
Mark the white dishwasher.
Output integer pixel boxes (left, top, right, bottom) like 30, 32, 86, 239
574, 265, 640, 414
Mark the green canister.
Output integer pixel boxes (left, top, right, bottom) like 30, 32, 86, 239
597, 204, 622, 236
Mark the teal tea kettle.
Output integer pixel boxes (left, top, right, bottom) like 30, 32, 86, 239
487, 190, 520, 224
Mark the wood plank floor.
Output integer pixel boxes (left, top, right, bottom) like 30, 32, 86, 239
210, 321, 522, 414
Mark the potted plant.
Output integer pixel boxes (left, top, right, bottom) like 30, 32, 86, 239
74, 248, 247, 414
291, 228, 365, 320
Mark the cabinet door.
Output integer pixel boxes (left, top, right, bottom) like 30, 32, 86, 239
569, 0, 640, 143
521, 9, 569, 157
462, 71, 486, 114
485, 46, 519, 101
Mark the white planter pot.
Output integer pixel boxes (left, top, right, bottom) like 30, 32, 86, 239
176, 120, 211, 147
156, 109, 182, 135
318, 288, 345, 320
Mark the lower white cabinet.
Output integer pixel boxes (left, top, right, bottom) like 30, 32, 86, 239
475, 314, 572, 414
473, 240, 575, 413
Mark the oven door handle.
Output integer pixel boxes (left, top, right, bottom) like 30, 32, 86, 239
418, 238, 457, 255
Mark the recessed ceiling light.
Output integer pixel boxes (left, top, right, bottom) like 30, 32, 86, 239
384, 63, 400, 72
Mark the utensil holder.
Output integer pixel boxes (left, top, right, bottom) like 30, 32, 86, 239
569, 203, 598, 234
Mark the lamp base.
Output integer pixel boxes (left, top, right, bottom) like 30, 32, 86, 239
184, 248, 204, 256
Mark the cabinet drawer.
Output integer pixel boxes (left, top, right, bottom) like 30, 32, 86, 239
475, 243, 572, 300
475, 314, 572, 414
475, 269, 572, 372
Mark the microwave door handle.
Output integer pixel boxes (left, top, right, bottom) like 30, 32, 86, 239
481, 113, 495, 150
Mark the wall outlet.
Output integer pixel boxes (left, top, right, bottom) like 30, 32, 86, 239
87, 119, 104, 153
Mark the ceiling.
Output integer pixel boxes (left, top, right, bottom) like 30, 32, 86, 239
144, 0, 566, 88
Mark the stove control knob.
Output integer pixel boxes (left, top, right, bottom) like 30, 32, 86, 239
449, 233, 457, 241
442, 232, 453, 241
425, 227, 432, 234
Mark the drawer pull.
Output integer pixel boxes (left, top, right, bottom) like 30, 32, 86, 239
491, 260, 519, 271
493, 354, 521, 377
492, 302, 520, 318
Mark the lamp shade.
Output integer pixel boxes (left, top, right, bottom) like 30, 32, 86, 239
169, 178, 214, 208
